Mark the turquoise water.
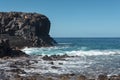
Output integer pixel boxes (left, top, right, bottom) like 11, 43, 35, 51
22, 38, 120, 76
23, 38, 120, 56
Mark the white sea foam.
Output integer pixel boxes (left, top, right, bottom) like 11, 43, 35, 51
21, 47, 120, 76
65, 50, 120, 56
19, 38, 120, 76
22, 47, 120, 56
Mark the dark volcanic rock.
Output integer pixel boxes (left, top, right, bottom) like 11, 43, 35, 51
0, 12, 57, 48
42, 55, 53, 60
42, 54, 69, 60
0, 39, 28, 58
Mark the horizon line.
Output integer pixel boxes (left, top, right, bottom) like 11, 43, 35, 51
53, 37, 120, 38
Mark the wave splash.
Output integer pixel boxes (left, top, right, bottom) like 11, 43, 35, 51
22, 47, 120, 56
20, 38, 120, 76
21, 47, 120, 76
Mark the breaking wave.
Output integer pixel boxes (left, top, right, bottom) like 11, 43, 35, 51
22, 47, 120, 56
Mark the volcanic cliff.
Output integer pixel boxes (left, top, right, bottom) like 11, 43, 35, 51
0, 12, 57, 48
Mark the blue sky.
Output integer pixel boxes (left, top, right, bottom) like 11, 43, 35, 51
0, 0, 120, 37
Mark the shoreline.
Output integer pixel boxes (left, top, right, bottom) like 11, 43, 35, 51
0, 55, 120, 80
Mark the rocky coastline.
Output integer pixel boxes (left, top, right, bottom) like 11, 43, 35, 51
0, 55, 119, 80
0, 12, 119, 80
0, 12, 56, 58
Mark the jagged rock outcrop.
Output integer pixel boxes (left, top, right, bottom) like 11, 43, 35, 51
0, 39, 28, 57
0, 12, 57, 48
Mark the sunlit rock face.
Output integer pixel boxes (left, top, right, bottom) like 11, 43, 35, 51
0, 12, 57, 48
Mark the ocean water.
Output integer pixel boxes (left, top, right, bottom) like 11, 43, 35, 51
22, 38, 120, 76
22, 38, 120, 56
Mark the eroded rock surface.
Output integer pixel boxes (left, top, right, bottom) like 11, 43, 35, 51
0, 12, 57, 48
0, 39, 28, 58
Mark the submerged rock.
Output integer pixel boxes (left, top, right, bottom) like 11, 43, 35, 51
0, 12, 57, 48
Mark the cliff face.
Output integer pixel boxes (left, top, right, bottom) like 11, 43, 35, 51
0, 12, 56, 48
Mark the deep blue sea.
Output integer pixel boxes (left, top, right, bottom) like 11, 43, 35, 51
22, 38, 120, 76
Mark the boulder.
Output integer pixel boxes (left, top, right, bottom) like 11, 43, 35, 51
97, 75, 108, 80
0, 12, 57, 48
0, 39, 28, 58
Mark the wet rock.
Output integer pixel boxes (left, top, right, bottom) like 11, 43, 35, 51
42, 55, 53, 60
9, 64, 18, 68
51, 66, 60, 69
59, 62, 63, 65
0, 39, 11, 57
0, 39, 28, 58
109, 75, 120, 80
49, 61, 54, 65
14, 60, 30, 66
9, 60, 31, 68
60, 75, 70, 80
77, 75, 86, 80
42, 54, 69, 61
52, 54, 69, 59
69, 73, 75, 76
11, 49, 28, 57
46, 77, 53, 80
97, 74, 108, 80
29, 60, 38, 64
8, 68, 26, 74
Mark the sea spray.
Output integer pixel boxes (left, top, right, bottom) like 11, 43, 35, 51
21, 38, 120, 76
